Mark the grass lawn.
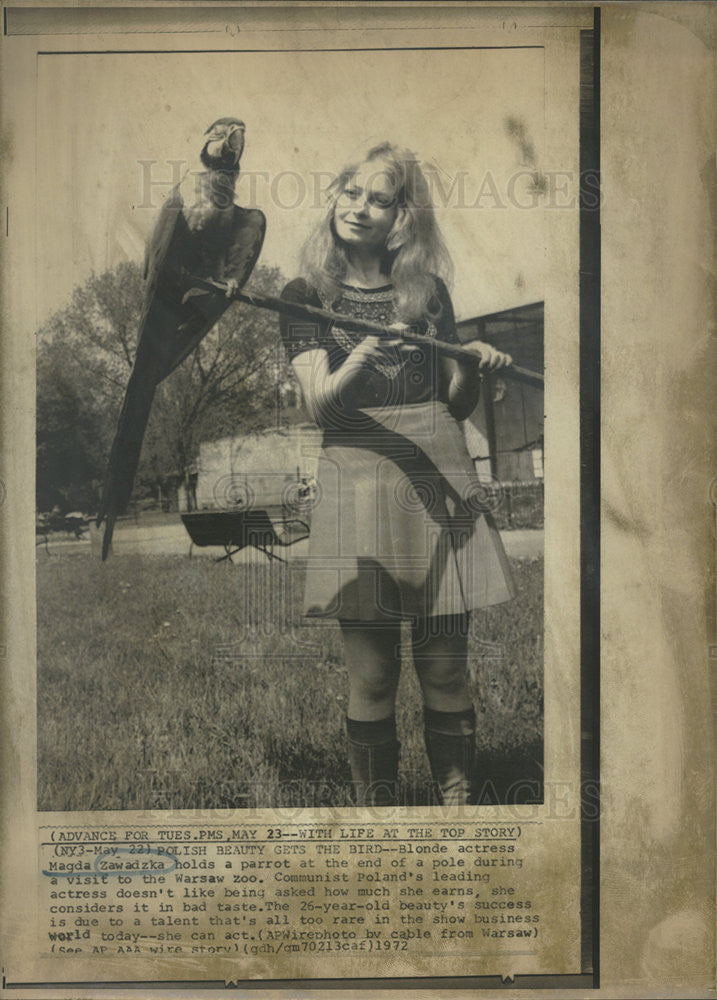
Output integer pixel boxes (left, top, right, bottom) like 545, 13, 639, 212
37, 552, 543, 811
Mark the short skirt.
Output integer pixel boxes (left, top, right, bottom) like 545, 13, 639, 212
302, 401, 515, 621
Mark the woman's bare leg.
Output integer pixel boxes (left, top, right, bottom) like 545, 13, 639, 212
410, 614, 471, 711
339, 621, 402, 720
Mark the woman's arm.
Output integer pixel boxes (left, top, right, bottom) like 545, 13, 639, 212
440, 354, 483, 422
280, 278, 408, 428
291, 337, 398, 429
432, 280, 482, 421
440, 344, 514, 421
279, 278, 359, 427
433, 279, 512, 422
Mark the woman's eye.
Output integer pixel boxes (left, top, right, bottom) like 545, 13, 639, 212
368, 191, 395, 208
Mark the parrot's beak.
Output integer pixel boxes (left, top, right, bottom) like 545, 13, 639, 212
225, 124, 245, 164
201, 121, 246, 170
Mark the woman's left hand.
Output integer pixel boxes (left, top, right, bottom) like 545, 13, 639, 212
461, 340, 512, 371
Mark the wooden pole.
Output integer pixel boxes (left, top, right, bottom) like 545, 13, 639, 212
188, 275, 544, 389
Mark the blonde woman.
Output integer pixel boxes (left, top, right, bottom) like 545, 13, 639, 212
280, 142, 515, 806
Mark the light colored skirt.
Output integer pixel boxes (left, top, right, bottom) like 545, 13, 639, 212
302, 401, 515, 621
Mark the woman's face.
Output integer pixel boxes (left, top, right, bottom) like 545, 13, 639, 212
333, 162, 401, 253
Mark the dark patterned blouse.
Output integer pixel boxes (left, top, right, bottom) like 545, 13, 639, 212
279, 276, 459, 410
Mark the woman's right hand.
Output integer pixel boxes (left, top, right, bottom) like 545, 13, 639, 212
460, 340, 513, 372
344, 335, 406, 378
293, 335, 408, 427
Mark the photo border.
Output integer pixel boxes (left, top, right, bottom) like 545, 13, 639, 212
2, 4, 600, 992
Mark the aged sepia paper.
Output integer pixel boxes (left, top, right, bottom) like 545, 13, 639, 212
0, 2, 714, 997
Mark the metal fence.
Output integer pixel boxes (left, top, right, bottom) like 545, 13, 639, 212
123, 479, 545, 531
490, 480, 544, 530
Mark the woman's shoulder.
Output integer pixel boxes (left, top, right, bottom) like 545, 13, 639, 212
278, 277, 327, 359
425, 274, 454, 318
430, 274, 452, 303
426, 274, 457, 343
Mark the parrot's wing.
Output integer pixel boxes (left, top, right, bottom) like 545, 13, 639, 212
162, 205, 266, 379
142, 182, 186, 303
96, 202, 266, 560
226, 206, 266, 285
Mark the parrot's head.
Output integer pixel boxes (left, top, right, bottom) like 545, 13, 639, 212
200, 118, 246, 172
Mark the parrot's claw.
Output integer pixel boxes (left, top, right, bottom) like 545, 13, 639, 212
224, 278, 239, 298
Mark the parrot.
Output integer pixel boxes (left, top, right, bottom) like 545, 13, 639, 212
96, 117, 265, 560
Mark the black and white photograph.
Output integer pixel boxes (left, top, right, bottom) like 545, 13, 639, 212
34, 40, 549, 814
8, 3, 590, 988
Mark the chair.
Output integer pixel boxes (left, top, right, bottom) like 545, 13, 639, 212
181, 508, 309, 563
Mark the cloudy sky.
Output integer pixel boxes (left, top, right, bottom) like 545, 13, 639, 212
36, 46, 548, 330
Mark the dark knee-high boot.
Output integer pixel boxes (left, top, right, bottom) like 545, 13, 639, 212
423, 706, 477, 806
346, 716, 400, 806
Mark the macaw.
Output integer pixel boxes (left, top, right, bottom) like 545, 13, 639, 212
96, 117, 265, 559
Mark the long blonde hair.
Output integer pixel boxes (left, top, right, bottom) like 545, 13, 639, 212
300, 142, 453, 324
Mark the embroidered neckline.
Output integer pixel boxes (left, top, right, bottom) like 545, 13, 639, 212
317, 284, 438, 380
337, 283, 394, 303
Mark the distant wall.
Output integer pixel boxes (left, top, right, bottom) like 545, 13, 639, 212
196, 425, 322, 510
196, 417, 543, 526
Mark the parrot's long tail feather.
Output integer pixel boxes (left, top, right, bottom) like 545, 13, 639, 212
96, 355, 161, 560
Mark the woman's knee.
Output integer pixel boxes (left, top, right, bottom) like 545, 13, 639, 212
340, 621, 402, 705
415, 656, 468, 696
411, 621, 469, 696
349, 667, 399, 704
